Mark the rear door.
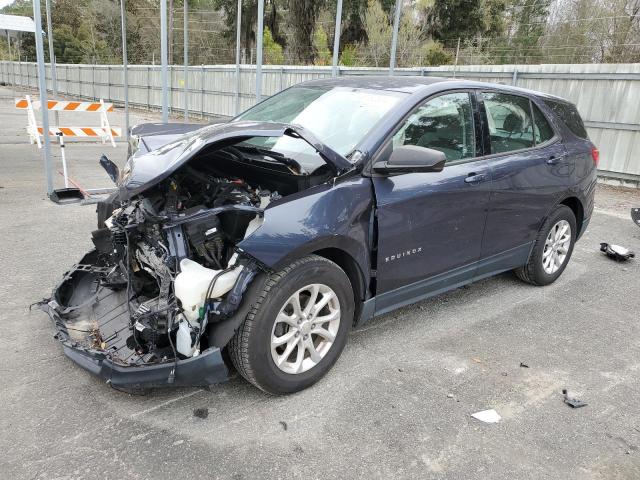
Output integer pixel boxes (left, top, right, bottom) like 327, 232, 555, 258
477, 91, 573, 270
372, 91, 492, 311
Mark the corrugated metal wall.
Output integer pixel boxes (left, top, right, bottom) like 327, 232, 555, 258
1, 61, 639, 180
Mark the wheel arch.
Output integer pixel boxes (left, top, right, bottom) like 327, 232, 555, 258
312, 247, 367, 326
558, 196, 585, 237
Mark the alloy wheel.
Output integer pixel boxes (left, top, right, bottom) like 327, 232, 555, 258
270, 284, 341, 374
542, 219, 572, 274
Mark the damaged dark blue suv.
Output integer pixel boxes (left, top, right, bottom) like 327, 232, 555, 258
42, 77, 597, 394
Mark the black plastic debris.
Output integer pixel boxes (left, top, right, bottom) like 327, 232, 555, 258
193, 407, 209, 419
99, 154, 120, 183
279, 421, 288, 431
632, 208, 640, 228
50, 187, 85, 204
563, 389, 587, 408
520, 362, 530, 368
600, 243, 635, 261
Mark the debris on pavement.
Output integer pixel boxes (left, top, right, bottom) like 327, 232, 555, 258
600, 243, 635, 261
193, 407, 209, 419
631, 208, 640, 228
471, 409, 502, 423
520, 362, 530, 368
562, 389, 588, 408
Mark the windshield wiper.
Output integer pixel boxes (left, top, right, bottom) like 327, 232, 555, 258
230, 145, 305, 175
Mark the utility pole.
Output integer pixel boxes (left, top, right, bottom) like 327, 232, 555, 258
235, 0, 242, 114
160, 0, 169, 122
331, 0, 343, 77
183, 0, 188, 122
389, 0, 402, 75
255, 0, 264, 102
121, 0, 130, 139
33, 0, 54, 195
45, 0, 58, 126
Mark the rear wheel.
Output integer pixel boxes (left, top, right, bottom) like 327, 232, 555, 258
515, 205, 576, 286
228, 255, 353, 394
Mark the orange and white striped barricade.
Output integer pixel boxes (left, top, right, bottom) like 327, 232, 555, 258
15, 95, 121, 147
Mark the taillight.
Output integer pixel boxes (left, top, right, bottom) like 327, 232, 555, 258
591, 146, 599, 167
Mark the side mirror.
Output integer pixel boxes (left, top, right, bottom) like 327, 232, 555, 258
372, 145, 446, 174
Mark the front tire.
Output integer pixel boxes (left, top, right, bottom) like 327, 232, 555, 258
515, 204, 577, 286
228, 255, 353, 394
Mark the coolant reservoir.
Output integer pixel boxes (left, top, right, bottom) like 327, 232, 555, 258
175, 195, 269, 323
176, 317, 195, 357
175, 259, 243, 323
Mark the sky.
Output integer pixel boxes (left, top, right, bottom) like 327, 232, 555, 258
0, 0, 15, 10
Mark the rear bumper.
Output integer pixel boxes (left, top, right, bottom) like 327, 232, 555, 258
578, 215, 590, 241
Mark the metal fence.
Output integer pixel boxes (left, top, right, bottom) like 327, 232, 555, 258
2, 61, 640, 181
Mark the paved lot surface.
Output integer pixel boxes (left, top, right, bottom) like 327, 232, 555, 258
1, 86, 640, 480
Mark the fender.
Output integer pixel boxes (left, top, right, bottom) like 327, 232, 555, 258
238, 175, 374, 293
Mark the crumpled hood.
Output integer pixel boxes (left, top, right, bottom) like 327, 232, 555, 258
119, 121, 354, 199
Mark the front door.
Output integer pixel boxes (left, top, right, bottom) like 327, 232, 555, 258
372, 91, 492, 313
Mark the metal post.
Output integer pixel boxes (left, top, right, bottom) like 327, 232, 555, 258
183, 0, 188, 122
56, 132, 68, 188
453, 37, 460, 78
200, 64, 204, 119
6, 32, 16, 96
512, 69, 518, 86
32, 0, 54, 196
120, 0, 130, 140
160, 0, 169, 122
255, 0, 264, 102
45, 0, 58, 126
331, 0, 343, 77
389, 0, 401, 75
234, 0, 242, 115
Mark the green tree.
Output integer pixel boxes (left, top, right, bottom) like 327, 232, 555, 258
361, 0, 391, 66
339, 43, 359, 65
288, 0, 325, 63
313, 26, 332, 65
263, 26, 284, 64
422, 40, 452, 65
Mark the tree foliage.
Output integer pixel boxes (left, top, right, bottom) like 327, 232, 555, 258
1, 0, 638, 66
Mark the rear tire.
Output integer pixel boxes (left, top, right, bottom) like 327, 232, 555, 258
228, 255, 353, 394
515, 205, 576, 286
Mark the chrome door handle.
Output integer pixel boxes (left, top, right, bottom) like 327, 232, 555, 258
546, 155, 566, 165
465, 173, 486, 184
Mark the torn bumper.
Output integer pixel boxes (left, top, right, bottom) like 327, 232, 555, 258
41, 250, 229, 388
59, 343, 228, 388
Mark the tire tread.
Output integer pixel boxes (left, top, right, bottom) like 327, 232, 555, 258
228, 255, 341, 393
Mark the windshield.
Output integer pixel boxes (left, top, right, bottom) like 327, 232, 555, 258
234, 86, 405, 170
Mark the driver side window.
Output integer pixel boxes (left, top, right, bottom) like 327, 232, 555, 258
392, 92, 475, 162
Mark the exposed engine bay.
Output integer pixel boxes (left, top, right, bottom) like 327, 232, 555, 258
43, 139, 335, 386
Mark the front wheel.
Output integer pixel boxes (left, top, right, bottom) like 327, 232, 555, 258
515, 204, 577, 286
228, 255, 353, 394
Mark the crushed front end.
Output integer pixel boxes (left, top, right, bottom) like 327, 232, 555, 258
41, 166, 277, 388
39, 121, 350, 389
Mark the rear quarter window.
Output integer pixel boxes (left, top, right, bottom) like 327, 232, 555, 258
544, 100, 589, 139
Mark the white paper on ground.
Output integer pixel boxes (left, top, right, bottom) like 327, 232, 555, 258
471, 409, 502, 423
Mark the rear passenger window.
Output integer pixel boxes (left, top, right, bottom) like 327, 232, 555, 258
532, 103, 554, 144
544, 100, 588, 139
482, 93, 534, 154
